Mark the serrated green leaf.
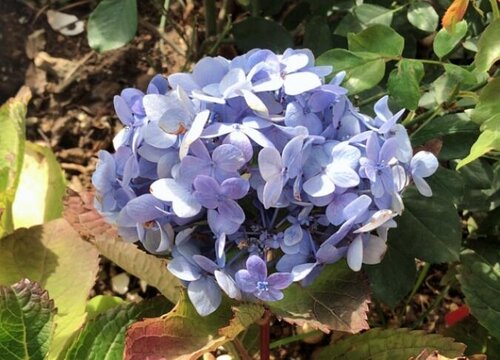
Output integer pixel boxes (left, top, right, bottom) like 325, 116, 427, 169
456, 115, 500, 169
407, 2, 439, 32
87, 0, 138, 52
433, 20, 468, 58
390, 187, 461, 263
0, 87, 30, 238
365, 244, 416, 308
471, 77, 500, 125
316, 49, 385, 94
348, 25, 404, 56
458, 243, 500, 340
354, 4, 393, 27
304, 16, 333, 56
123, 291, 263, 360
12, 142, 65, 229
270, 261, 370, 333
0, 219, 100, 359
388, 59, 423, 110
65, 297, 172, 360
93, 236, 180, 304
314, 328, 466, 359
232, 17, 293, 53
444, 317, 500, 357
0, 279, 56, 360
474, 19, 500, 72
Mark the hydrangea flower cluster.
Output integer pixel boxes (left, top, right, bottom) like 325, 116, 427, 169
93, 49, 438, 316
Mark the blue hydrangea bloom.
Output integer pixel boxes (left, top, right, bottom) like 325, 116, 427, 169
92, 49, 439, 315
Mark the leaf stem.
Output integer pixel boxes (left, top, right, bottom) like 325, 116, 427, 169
410, 107, 443, 139
356, 91, 388, 107
400, 262, 431, 318
269, 330, 323, 349
411, 285, 451, 329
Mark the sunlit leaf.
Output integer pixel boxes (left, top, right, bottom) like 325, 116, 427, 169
0, 279, 56, 360
0, 87, 31, 238
85, 295, 124, 320
124, 291, 264, 360
388, 59, 424, 110
0, 219, 100, 359
317, 49, 385, 94
270, 261, 370, 333
471, 76, 500, 125
93, 236, 181, 304
474, 19, 500, 72
407, 2, 439, 32
65, 297, 172, 360
347, 24, 404, 56
314, 328, 466, 359
12, 142, 65, 229
456, 115, 500, 169
433, 20, 468, 58
87, 0, 138, 52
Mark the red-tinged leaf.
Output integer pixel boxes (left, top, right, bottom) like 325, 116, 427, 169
445, 305, 471, 327
269, 261, 370, 334
124, 291, 264, 360
63, 188, 117, 240
442, 0, 469, 32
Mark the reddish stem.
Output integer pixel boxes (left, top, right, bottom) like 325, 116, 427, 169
259, 310, 271, 360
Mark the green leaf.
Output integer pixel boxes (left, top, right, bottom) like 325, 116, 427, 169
348, 25, 404, 56
0, 279, 56, 360
304, 16, 333, 56
390, 187, 461, 263
365, 244, 416, 308
233, 17, 293, 53
407, 2, 439, 32
87, 0, 138, 52
354, 4, 393, 27
443, 64, 478, 87
471, 76, 500, 125
0, 219, 100, 359
433, 20, 468, 58
0, 87, 30, 238
426, 167, 465, 205
85, 295, 124, 320
458, 243, 500, 340
12, 142, 65, 229
270, 261, 370, 333
387, 59, 424, 110
474, 19, 500, 72
410, 113, 480, 160
334, 12, 363, 36
456, 115, 500, 169
314, 328, 466, 359
65, 297, 172, 360
316, 49, 385, 94
124, 291, 264, 359
444, 317, 500, 357
93, 236, 181, 304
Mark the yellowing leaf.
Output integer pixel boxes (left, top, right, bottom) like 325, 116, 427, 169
0, 219, 100, 359
0, 86, 31, 237
12, 142, 65, 229
442, 0, 469, 32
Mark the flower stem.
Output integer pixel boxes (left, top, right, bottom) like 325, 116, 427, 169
259, 310, 271, 360
269, 330, 323, 349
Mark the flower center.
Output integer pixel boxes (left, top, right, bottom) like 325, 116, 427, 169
256, 281, 269, 292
